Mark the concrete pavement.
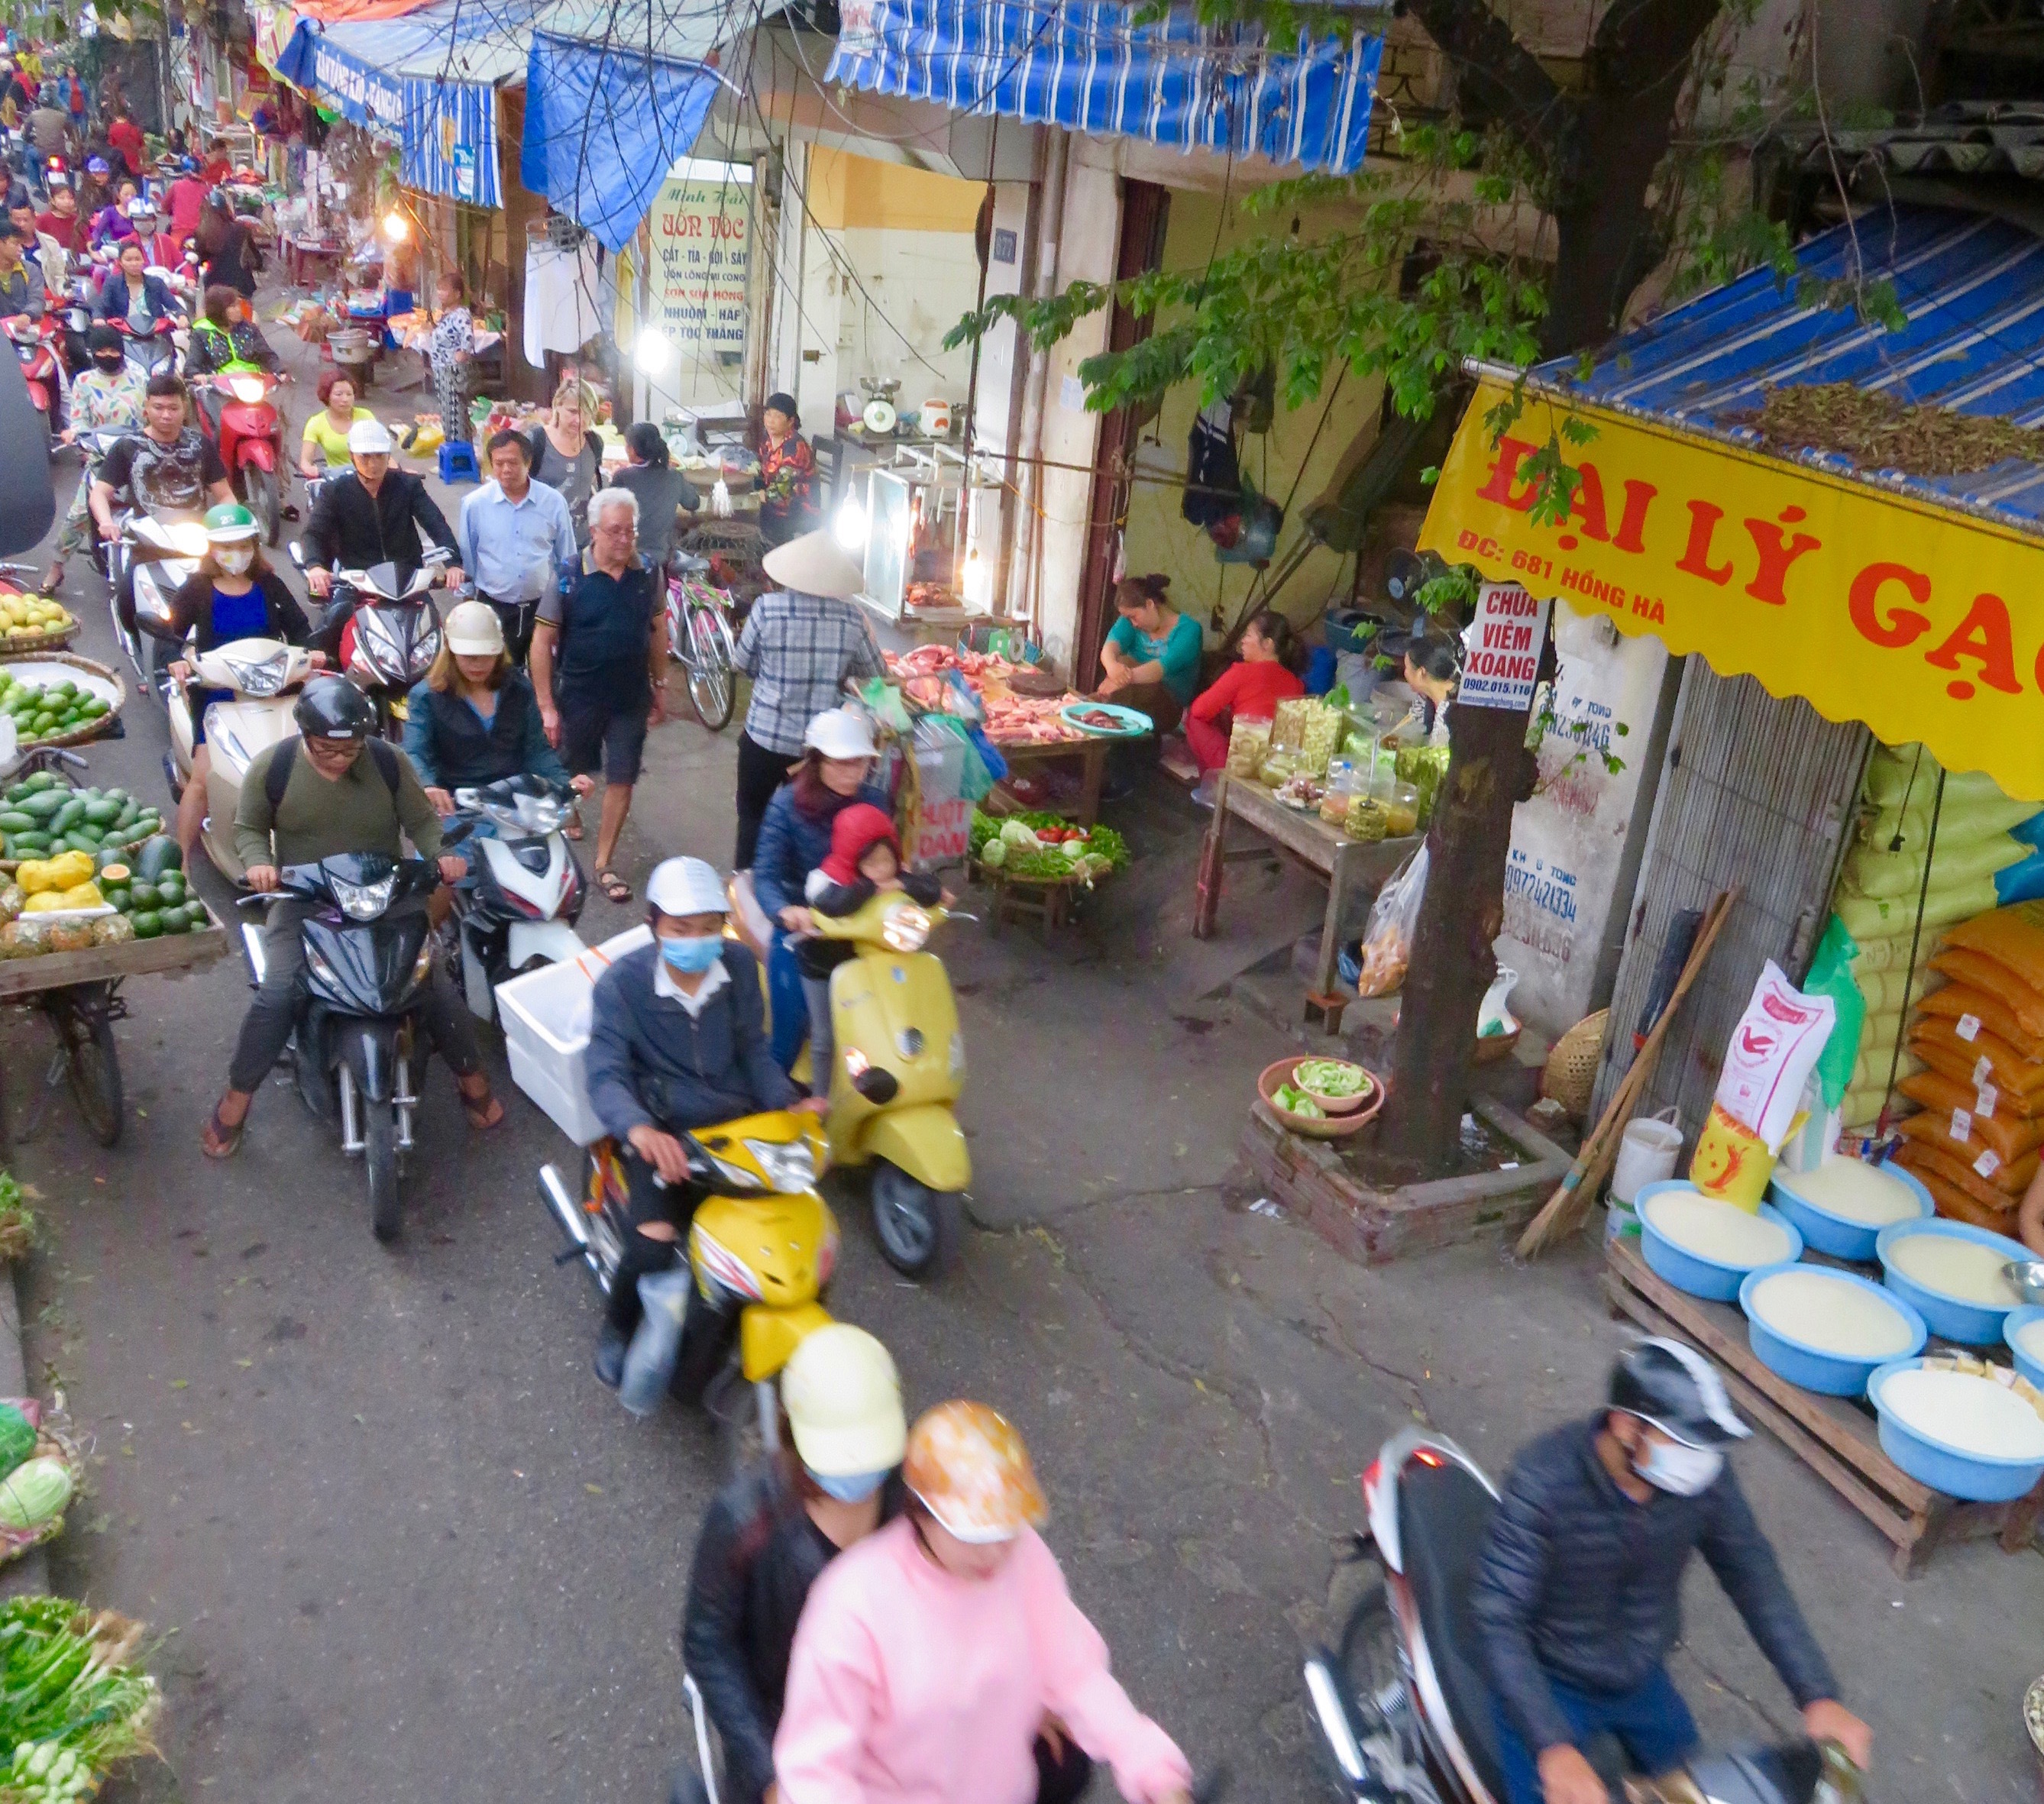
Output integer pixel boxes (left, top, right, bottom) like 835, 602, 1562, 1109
0, 328, 2036, 1802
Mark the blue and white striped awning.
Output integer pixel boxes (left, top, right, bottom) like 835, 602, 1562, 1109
1528, 206, 2044, 534
826, 0, 1383, 173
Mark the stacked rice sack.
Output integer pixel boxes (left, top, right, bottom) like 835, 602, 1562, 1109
1892, 908, 2044, 1229
1832, 745, 2042, 1130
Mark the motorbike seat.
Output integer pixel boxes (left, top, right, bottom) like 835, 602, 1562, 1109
1396, 1457, 1507, 1802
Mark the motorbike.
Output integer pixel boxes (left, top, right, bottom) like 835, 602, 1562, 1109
192, 369, 285, 546
1302, 1427, 1863, 1804
799, 892, 970, 1278
55, 277, 93, 386
4, 313, 61, 456
303, 551, 446, 740
109, 508, 206, 704
165, 634, 316, 883
440, 774, 587, 1020
541, 1112, 838, 1466
113, 314, 179, 381
236, 853, 443, 1242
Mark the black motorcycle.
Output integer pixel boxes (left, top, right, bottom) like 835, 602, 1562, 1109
238, 853, 441, 1241
1302, 1427, 1861, 1804
440, 774, 588, 1022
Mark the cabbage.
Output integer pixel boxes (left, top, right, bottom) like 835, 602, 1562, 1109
999, 820, 1040, 849
1296, 1059, 1369, 1098
0, 1456, 70, 1530
980, 838, 1008, 868
1062, 839, 1090, 861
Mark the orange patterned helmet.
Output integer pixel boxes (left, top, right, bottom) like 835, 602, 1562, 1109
902, 1401, 1048, 1544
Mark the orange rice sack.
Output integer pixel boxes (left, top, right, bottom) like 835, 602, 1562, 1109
1939, 903, 2044, 1008
1928, 947, 2044, 1036
1892, 1111, 2037, 1193
1915, 983, 2044, 1062
1910, 1018, 2044, 1103
1896, 1071, 2044, 1154
1894, 1149, 2019, 1232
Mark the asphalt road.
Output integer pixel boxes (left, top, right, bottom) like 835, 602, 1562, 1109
0, 337, 2037, 1804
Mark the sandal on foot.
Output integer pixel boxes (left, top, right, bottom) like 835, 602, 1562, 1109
201, 1100, 247, 1159
597, 868, 632, 904
458, 1077, 505, 1130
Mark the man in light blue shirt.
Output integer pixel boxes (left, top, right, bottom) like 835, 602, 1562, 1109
457, 427, 578, 663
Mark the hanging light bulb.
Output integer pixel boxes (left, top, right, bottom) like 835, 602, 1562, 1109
381, 209, 409, 242
834, 496, 868, 550
633, 327, 674, 375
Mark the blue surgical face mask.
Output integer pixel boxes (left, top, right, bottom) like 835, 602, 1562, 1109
660, 935, 722, 975
1635, 1437, 1722, 1497
807, 1466, 888, 1503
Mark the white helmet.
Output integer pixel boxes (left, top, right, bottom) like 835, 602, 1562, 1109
804, 707, 876, 762
347, 416, 393, 456
782, 1325, 907, 1477
645, 856, 727, 920
443, 599, 505, 657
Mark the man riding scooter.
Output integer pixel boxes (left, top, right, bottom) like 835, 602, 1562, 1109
583, 855, 826, 1389
1470, 1339, 1872, 1804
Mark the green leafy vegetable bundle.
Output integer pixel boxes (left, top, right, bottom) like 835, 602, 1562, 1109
0, 1599, 160, 1802
969, 811, 1130, 884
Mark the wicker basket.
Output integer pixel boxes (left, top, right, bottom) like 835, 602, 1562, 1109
1542, 1008, 1609, 1119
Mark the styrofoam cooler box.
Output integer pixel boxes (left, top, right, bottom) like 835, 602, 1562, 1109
497, 925, 652, 1143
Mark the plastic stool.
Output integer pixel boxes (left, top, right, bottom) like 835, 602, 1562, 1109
438, 439, 480, 484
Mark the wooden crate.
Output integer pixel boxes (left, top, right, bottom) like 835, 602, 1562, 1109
1604, 1237, 2044, 1577
0, 921, 230, 1001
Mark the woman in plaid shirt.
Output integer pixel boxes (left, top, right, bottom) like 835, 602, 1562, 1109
732, 531, 883, 869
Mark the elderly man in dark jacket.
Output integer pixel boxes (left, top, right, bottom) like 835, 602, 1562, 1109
583, 855, 820, 1386
1470, 1339, 1871, 1804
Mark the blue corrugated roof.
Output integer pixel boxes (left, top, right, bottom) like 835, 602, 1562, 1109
1528, 207, 2044, 535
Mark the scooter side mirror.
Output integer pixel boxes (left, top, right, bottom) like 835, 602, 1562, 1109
286, 540, 305, 570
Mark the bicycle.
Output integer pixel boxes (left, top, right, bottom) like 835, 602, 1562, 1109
665, 561, 742, 732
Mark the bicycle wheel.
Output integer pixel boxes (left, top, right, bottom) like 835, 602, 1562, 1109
685, 604, 736, 732
47, 985, 122, 1147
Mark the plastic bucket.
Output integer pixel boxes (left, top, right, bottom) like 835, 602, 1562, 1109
1611, 1110, 1683, 1205
1690, 1101, 1776, 1212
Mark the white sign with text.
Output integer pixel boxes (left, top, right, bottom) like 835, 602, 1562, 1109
1461, 581, 1550, 713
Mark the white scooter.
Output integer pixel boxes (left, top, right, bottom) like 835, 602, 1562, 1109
441, 774, 589, 1020
166, 636, 317, 883
111, 509, 207, 706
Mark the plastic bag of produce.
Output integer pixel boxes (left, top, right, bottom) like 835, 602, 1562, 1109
1916, 982, 2044, 1061
618, 1265, 694, 1418
1270, 698, 1314, 754
1942, 899, 2044, 995
1354, 847, 1426, 997
1929, 947, 2044, 1034
1802, 917, 1865, 1111
1226, 717, 1272, 778
1711, 960, 1837, 1153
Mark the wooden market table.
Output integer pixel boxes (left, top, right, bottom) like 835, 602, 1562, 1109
1192, 768, 1421, 1029
1605, 1236, 2044, 1576
280, 232, 346, 287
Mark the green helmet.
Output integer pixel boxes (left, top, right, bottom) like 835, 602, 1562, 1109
202, 502, 258, 545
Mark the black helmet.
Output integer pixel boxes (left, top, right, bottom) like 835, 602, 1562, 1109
293, 676, 377, 742
1609, 1337, 1751, 1449
86, 322, 121, 357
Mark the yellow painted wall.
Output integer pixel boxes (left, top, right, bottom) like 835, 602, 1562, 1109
806, 146, 986, 234
1118, 188, 1386, 648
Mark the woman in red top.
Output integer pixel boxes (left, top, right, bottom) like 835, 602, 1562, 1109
757, 390, 817, 548
1185, 608, 1303, 776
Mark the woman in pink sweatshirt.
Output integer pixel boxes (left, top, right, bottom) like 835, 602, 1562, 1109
774, 1401, 1195, 1804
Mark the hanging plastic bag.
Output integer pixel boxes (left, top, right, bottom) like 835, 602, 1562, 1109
1355, 846, 1427, 997
855, 675, 915, 738
1800, 915, 1865, 1112
618, 1264, 694, 1418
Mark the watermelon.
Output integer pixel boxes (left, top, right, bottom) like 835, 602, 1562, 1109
134, 836, 183, 881
0, 1405, 34, 1478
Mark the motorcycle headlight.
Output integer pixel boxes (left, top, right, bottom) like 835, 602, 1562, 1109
411, 626, 441, 675
881, 904, 930, 953
219, 648, 289, 697
166, 522, 209, 558
744, 1136, 817, 1194
330, 871, 397, 920
228, 375, 266, 404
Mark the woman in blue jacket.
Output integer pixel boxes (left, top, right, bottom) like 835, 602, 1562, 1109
750, 707, 889, 1070
93, 238, 178, 327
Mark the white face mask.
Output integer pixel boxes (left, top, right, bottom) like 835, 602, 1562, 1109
215, 545, 254, 575
1635, 1437, 1723, 1497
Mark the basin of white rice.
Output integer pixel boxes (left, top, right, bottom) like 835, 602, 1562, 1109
1784, 1159, 1923, 1226
1886, 1233, 2023, 1307
1879, 1366, 2044, 1461
1746, 1268, 1918, 1359
1642, 1188, 1793, 1268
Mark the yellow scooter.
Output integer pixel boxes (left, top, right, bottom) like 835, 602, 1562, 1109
805, 892, 970, 1277
540, 1109, 838, 1465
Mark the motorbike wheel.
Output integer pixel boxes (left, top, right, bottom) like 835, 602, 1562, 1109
365, 1099, 401, 1243
685, 606, 736, 732
245, 464, 282, 547
1317, 1557, 1425, 1799
870, 1162, 960, 1279
47, 986, 121, 1148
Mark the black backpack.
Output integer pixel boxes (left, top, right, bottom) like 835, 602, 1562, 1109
264, 735, 401, 810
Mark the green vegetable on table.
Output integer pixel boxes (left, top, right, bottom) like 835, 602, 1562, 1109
969, 810, 1130, 883
1273, 1084, 1325, 1118
0, 1597, 160, 1803
1295, 1059, 1371, 1099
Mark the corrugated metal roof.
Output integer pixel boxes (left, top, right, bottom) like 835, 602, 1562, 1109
1526, 206, 2044, 536
1781, 102, 2044, 182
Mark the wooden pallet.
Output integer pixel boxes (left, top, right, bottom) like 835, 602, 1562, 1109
1603, 1237, 2044, 1576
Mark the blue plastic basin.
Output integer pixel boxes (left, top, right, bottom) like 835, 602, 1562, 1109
1874, 1219, 2030, 1345
1767, 1161, 1931, 1262
1738, 1263, 1926, 1396
1636, 1182, 1803, 1302
2005, 1305, 2044, 1391
1868, 1357, 2044, 1502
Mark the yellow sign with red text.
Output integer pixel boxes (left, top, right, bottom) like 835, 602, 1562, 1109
1418, 377, 2044, 800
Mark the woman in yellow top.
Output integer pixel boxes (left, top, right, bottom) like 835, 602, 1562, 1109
299, 369, 374, 477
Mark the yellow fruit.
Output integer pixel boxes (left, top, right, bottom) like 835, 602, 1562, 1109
55, 882, 103, 910
21, 891, 65, 913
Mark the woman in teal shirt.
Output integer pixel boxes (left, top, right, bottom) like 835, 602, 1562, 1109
1098, 574, 1202, 731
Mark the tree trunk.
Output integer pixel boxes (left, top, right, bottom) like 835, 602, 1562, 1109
1376, 0, 1728, 1171
1379, 693, 1540, 1162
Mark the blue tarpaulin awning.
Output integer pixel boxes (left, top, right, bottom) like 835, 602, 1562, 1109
826, 0, 1382, 173
519, 30, 723, 253
274, 0, 528, 207
1535, 206, 2044, 532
